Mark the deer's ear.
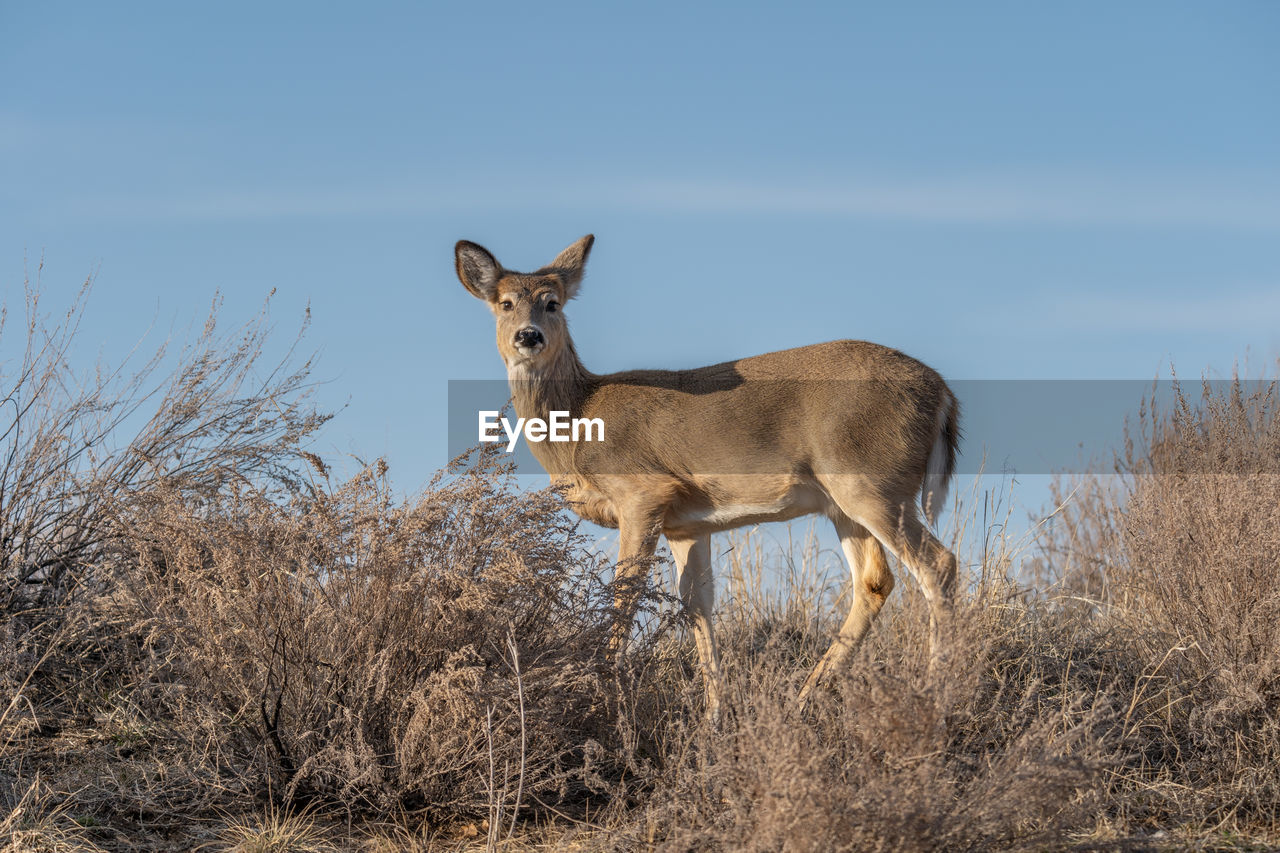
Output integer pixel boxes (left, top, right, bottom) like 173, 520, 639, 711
542, 234, 594, 301
455, 241, 502, 301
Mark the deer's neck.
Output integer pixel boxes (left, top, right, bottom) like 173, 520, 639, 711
506, 341, 595, 424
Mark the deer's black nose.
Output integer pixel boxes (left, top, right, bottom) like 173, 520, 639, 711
514, 327, 544, 348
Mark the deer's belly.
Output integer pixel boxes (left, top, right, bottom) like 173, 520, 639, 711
664, 485, 828, 535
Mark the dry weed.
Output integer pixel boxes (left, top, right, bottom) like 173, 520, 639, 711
121, 445, 673, 822
0, 776, 109, 853
213, 806, 337, 853
6, 274, 1280, 849
1038, 372, 1280, 834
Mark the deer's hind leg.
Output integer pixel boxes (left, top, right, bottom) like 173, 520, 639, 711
845, 497, 957, 667
798, 514, 895, 705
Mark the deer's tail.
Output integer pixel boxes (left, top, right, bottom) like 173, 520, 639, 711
922, 388, 960, 526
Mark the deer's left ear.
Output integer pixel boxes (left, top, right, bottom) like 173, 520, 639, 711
542, 234, 594, 301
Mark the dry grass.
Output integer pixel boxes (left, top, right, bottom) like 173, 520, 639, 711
214, 806, 338, 853
121, 446, 669, 823
4, 278, 1280, 850
0, 777, 109, 853
1037, 374, 1280, 840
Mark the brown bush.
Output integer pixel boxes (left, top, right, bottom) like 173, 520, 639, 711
121, 447, 673, 822
1038, 372, 1280, 832
1, 275, 328, 847
6, 274, 1280, 849
606, 531, 1122, 853
1, 274, 325, 619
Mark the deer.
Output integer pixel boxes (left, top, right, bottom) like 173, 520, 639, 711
454, 234, 959, 718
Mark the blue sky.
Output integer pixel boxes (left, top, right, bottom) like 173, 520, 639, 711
3, 2, 1279, 540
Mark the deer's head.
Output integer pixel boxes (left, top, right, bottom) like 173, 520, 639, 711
455, 235, 594, 373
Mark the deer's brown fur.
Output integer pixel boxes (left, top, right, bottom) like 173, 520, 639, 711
455, 235, 960, 716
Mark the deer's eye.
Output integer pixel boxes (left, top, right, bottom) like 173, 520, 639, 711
546, 300, 559, 313
500, 300, 514, 312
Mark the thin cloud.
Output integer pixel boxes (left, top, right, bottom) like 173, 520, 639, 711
1045, 286, 1280, 334
613, 178, 1280, 231
44, 174, 1280, 232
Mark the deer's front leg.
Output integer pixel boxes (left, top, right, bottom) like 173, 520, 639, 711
670, 534, 722, 721
610, 511, 663, 655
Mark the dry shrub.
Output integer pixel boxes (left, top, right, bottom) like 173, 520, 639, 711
215, 805, 339, 853
604, 530, 1122, 852
9, 270, 1280, 848
1, 274, 326, 619
1, 275, 331, 845
1039, 373, 1280, 831
0, 775, 110, 853
123, 446, 671, 821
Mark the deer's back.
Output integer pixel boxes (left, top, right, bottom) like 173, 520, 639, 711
572, 339, 948, 484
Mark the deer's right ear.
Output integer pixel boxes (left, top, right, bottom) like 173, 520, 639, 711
455, 241, 502, 301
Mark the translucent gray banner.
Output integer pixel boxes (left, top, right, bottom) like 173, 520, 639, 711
446, 379, 1277, 476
